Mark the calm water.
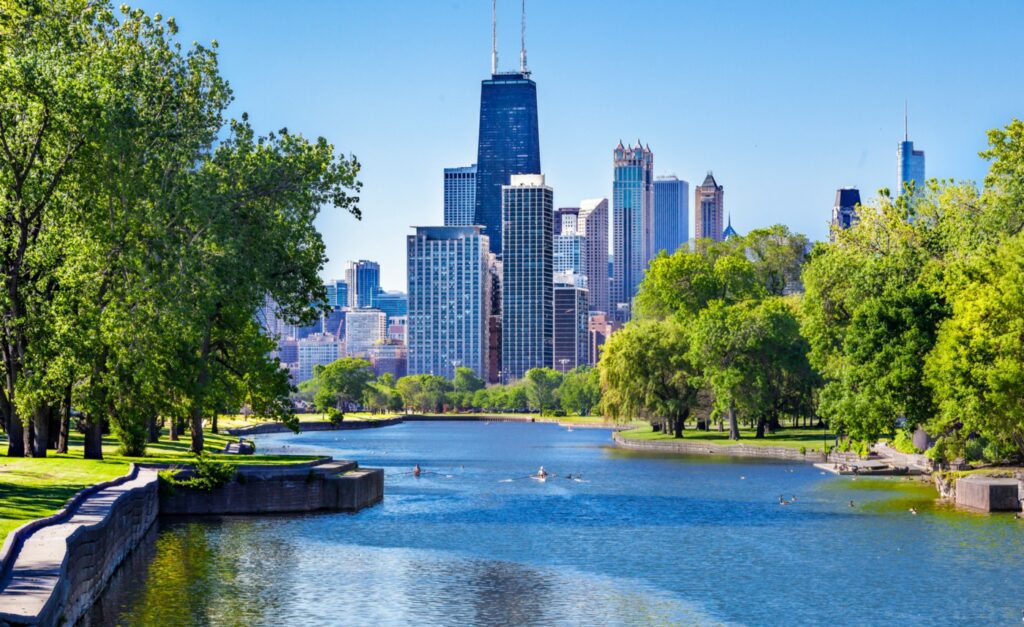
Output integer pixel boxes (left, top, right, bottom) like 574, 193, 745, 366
90, 422, 1024, 626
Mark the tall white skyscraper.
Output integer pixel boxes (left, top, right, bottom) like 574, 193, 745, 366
407, 226, 491, 379
502, 174, 553, 381
612, 141, 654, 311
344, 309, 386, 358
443, 164, 477, 226
578, 198, 609, 314
297, 333, 344, 383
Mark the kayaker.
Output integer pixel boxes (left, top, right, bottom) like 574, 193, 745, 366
537, 466, 547, 479
413, 464, 422, 477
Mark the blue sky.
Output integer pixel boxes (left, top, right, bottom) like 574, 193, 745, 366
136, 0, 1023, 290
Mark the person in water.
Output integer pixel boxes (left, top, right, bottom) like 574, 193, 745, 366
413, 464, 422, 477
537, 466, 547, 478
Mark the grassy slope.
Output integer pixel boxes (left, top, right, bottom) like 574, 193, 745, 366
620, 423, 837, 451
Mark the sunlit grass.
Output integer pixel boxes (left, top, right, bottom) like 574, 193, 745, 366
620, 423, 837, 451
0, 427, 321, 544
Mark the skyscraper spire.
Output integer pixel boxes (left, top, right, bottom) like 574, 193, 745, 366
491, 0, 498, 75
520, 0, 528, 74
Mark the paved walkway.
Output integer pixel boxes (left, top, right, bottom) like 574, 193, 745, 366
0, 468, 159, 624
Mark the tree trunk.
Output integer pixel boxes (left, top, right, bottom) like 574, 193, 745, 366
755, 415, 766, 439
25, 405, 47, 457
147, 414, 160, 443
83, 416, 103, 460
5, 417, 25, 457
673, 414, 683, 438
46, 405, 59, 449
169, 415, 179, 441
190, 405, 204, 454
211, 411, 218, 435
57, 386, 71, 454
728, 403, 740, 440
768, 413, 781, 434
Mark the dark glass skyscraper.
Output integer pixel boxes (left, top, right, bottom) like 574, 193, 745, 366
475, 72, 541, 255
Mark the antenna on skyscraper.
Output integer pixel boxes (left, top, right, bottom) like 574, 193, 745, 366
904, 100, 908, 141
491, 0, 498, 75
520, 0, 528, 74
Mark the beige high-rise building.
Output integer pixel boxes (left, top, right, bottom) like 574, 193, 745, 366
694, 172, 724, 242
578, 198, 609, 314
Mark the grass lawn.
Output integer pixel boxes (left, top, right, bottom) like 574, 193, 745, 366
0, 427, 321, 545
0, 456, 128, 544
620, 423, 837, 452
217, 412, 400, 430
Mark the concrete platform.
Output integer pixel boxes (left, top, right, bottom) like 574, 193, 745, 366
955, 476, 1023, 512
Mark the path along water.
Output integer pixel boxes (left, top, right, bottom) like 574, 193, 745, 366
89, 421, 1024, 626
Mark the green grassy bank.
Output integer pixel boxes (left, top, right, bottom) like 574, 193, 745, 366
619, 423, 837, 452
0, 428, 319, 544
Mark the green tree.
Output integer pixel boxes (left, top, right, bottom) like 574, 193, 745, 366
600, 319, 700, 437
558, 366, 601, 416
312, 358, 375, 418
739, 225, 810, 296
635, 243, 763, 321
453, 367, 485, 394
524, 368, 563, 414
395, 374, 452, 413
924, 232, 1024, 460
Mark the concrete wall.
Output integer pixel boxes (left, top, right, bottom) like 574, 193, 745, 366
159, 462, 384, 516
58, 472, 159, 625
0, 466, 159, 627
954, 476, 1023, 512
0, 460, 382, 626
613, 431, 861, 464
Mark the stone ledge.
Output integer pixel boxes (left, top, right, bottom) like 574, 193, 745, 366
0, 465, 140, 583
159, 461, 383, 516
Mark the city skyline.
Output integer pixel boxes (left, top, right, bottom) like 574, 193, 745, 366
134, 0, 1024, 289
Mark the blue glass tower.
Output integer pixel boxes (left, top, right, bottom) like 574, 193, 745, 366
897, 140, 925, 196
653, 175, 689, 255
475, 72, 541, 255
897, 105, 925, 197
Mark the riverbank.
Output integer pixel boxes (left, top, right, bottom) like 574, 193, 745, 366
0, 430, 321, 546
613, 426, 856, 464
0, 456, 383, 626
226, 413, 638, 436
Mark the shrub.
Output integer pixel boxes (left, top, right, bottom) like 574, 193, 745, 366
160, 453, 236, 492
925, 438, 948, 464
982, 439, 1012, 464
798, 446, 806, 455
964, 438, 985, 463
327, 408, 345, 426
892, 430, 921, 455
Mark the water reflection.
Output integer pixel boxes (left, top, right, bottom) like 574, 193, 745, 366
90, 422, 1024, 626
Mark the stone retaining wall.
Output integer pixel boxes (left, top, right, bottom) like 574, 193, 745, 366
159, 461, 384, 516
613, 431, 860, 464
0, 467, 159, 627
0, 459, 382, 626
0, 466, 141, 582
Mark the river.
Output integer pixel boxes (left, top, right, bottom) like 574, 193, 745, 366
87, 421, 1024, 626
